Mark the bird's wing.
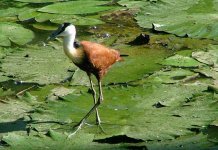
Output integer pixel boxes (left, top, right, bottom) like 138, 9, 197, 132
80, 41, 120, 70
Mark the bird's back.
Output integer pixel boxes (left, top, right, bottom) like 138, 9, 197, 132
79, 41, 121, 79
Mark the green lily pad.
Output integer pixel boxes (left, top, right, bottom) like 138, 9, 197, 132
146, 68, 197, 84
0, 7, 29, 18
46, 87, 75, 101
192, 50, 218, 66
17, 8, 38, 21
32, 22, 58, 31
119, 0, 218, 40
18, 9, 104, 26
17, 92, 37, 103
0, 97, 32, 137
211, 119, 218, 126
1, 131, 96, 150
1, 130, 130, 150
38, 1, 115, 15
192, 46, 218, 80
48, 15, 104, 26
14, 0, 65, 3
194, 66, 218, 80
25, 81, 215, 141
0, 34, 11, 47
70, 69, 90, 86
0, 22, 34, 46
147, 133, 217, 150
161, 54, 202, 68
103, 45, 168, 84
0, 44, 76, 84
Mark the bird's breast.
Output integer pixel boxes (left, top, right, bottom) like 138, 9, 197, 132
64, 48, 85, 64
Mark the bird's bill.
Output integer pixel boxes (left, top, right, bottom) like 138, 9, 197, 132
47, 26, 63, 41
47, 30, 59, 41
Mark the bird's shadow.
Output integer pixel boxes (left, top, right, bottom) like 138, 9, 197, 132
0, 118, 27, 133
0, 118, 67, 134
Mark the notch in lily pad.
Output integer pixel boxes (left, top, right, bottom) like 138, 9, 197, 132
0, 22, 34, 46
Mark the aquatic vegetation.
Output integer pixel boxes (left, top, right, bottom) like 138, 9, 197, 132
0, 0, 218, 149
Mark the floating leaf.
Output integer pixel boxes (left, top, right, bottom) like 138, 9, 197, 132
50, 15, 104, 25
192, 46, 218, 79
192, 50, 218, 66
18, 92, 37, 103
18, 9, 104, 26
26, 82, 216, 142
147, 68, 197, 84
103, 45, 167, 84
38, 1, 115, 15
0, 22, 34, 46
14, 0, 65, 3
1, 44, 76, 84
0, 34, 11, 46
194, 66, 218, 80
0, 7, 29, 17
46, 87, 75, 101
119, 0, 218, 40
18, 8, 38, 21
161, 54, 202, 68
70, 69, 90, 86
32, 22, 58, 31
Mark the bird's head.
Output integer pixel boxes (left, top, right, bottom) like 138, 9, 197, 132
48, 23, 76, 40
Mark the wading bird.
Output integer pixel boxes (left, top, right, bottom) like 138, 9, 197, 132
48, 23, 122, 134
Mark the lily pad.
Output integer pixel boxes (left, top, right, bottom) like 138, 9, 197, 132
14, 0, 65, 3
0, 8, 18, 17
32, 22, 58, 31
46, 87, 75, 101
25, 82, 217, 142
1, 131, 95, 150
17, 8, 38, 21
18, 9, 104, 26
161, 54, 202, 68
192, 46, 218, 79
70, 69, 90, 86
194, 66, 218, 80
0, 22, 34, 46
1, 131, 128, 150
146, 68, 197, 84
103, 45, 168, 84
0, 44, 76, 84
119, 0, 218, 40
38, 1, 115, 15
47, 15, 104, 26
0, 97, 32, 137
192, 50, 218, 66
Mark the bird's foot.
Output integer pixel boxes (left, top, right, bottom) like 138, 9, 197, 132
67, 120, 85, 138
97, 124, 106, 134
67, 119, 105, 138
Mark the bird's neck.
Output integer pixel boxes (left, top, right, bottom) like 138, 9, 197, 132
63, 35, 84, 64
63, 35, 76, 51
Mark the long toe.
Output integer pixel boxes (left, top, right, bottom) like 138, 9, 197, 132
97, 124, 106, 134
68, 120, 85, 138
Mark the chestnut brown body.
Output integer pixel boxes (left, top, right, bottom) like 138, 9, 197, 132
76, 41, 121, 80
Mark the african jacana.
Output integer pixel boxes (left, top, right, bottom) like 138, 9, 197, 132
48, 23, 122, 133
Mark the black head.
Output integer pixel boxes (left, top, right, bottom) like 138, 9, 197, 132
48, 22, 73, 40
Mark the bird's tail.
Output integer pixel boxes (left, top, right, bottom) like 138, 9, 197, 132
118, 54, 129, 61
120, 54, 129, 57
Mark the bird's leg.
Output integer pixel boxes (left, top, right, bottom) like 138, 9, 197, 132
88, 75, 101, 125
69, 80, 104, 137
98, 80, 104, 103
